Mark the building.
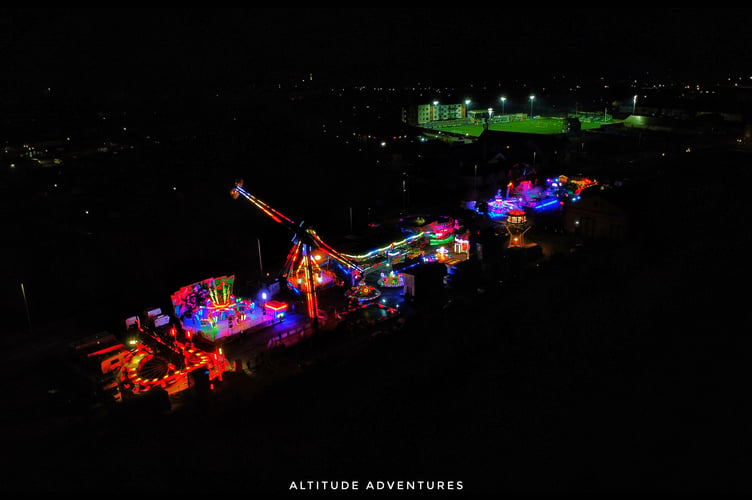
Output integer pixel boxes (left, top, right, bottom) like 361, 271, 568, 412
404, 102, 467, 127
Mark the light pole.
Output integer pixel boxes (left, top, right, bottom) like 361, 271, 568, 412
529, 95, 535, 120
500, 96, 506, 117
474, 163, 478, 196
465, 99, 471, 117
632, 94, 638, 115
402, 172, 407, 212
20, 282, 32, 334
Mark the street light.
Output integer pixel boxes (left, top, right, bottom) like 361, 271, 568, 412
474, 163, 478, 195
402, 172, 407, 212
632, 94, 638, 115
529, 95, 535, 119
500, 96, 506, 116
433, 100, 439, 122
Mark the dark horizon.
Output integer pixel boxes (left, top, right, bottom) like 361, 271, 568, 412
2, 8, 750, 97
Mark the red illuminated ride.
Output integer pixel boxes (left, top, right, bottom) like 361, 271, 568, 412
118, 323, 227, 397
231, 179, 367, 330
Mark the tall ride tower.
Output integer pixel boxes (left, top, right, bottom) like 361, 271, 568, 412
502, 209, 531, 248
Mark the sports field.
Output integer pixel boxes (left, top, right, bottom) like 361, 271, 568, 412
423, 113, 623, 138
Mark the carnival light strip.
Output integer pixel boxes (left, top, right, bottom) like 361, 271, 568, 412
340, 232, 425, 261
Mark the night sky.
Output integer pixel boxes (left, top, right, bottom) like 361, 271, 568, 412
2, 8, 751, 95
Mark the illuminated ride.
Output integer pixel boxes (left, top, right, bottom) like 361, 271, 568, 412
487, 187, 523, 219
171, 275, 263, 342
378, 270, 405, 288
509, 175, 597, 210
503, 209, 531, 248
118, 323, 228, 397
339, 232, 426, 272
231, 179, 375, 329
398, 214, 456, 245
344, 281, 382, 304
544, 174, 597, 203
472, 174, 598, 219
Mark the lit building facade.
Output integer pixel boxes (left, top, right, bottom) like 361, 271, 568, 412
404, 102, 467, 126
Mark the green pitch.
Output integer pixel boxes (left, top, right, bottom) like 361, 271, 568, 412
424, 114, 623, 138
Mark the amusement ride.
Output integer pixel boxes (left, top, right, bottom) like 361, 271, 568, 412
230, 179, 380, 330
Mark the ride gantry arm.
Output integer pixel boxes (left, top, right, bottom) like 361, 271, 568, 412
306, 228, 364, 280
231, 179, 364, 281
230, 179, 366, 330
231, 179, 297, 231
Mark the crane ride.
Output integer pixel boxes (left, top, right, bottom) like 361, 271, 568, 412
230, 179, 380, 330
